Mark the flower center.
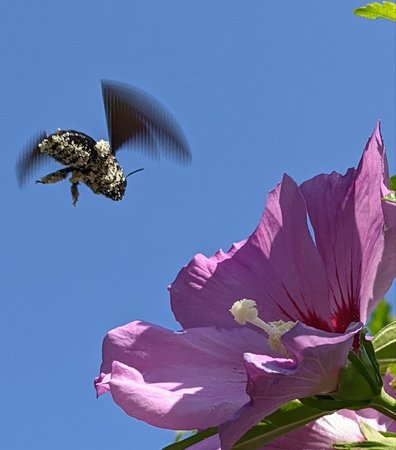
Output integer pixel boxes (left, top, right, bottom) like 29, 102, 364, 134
230, 299, 296, 356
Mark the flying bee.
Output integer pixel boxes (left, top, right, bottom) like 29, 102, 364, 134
16, 80, 192, 206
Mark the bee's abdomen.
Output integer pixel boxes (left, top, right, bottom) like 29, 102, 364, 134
39, 130, 96, 167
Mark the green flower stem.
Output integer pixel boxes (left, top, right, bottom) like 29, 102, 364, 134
371, 387, 396, 420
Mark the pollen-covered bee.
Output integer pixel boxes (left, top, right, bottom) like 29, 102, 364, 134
16, 80, 191, 206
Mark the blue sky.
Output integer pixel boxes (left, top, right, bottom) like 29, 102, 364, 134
1, 1, 394, 449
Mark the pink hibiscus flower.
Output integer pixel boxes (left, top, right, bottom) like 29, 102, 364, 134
96, 123, 395, 449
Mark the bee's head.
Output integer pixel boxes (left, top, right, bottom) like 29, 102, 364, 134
111, 178, 127, 201
108, 168, 144, 201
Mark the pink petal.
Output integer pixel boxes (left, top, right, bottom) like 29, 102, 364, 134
300, 123, 390, 330
219, 322, 361, 449
170, 175, 332, 331
300, 169, 357, 332
96, 320, 270, 430
372, 130, 396, 308
354, 123, 394, 320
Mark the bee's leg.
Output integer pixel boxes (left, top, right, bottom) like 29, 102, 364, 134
36, 168, 71, 184
70, 182, 80, 206
70, 172, 83, 206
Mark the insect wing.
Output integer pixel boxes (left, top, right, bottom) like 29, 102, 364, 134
101, 80, 192, 164
16, 131, 52, 187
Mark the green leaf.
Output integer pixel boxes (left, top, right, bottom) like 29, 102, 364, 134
232, 400, 329, 449
359, 421, 396, 448
381, 432, 396, 438
360, 421, 395, 443
354, 2, 396, 21
383, 192, 396, 203
389, 174, 396, 191
162, 428, 217, 450
334, 441, 396, 448
173, 430, 196, 443
333, 423, 396, 447
301, 395, 370, 410
368, 300, 395, 335
386, 363, 396, 380
372, 322, 396, 370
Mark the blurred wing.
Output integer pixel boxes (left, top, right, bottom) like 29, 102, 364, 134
101, 80, 192, 164
16, 131, 52, 187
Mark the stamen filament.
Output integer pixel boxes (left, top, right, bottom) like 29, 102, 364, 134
230, 299, 296, 356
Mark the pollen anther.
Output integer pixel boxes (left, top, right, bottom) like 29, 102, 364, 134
230, 299, 296, 356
